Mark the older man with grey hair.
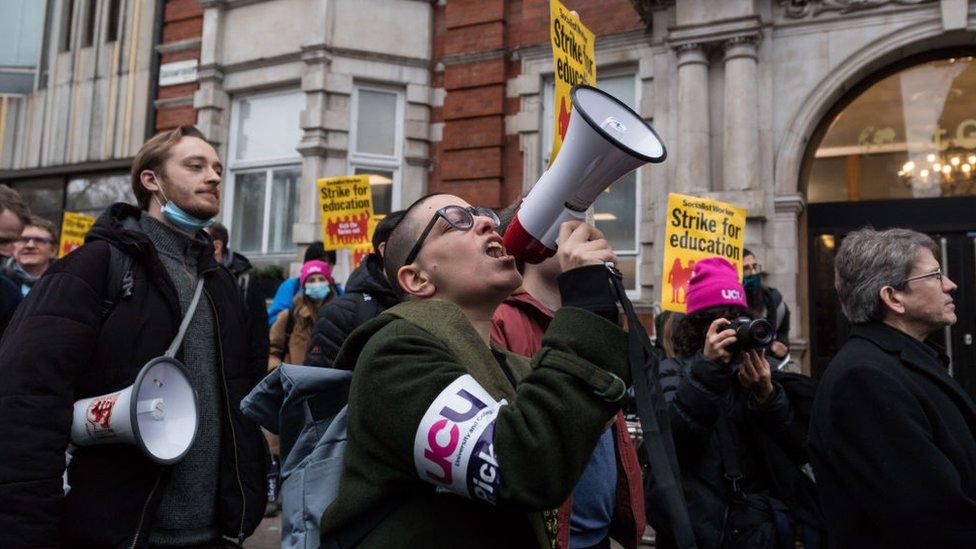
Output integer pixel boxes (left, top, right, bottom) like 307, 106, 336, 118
809, 227, 976, 548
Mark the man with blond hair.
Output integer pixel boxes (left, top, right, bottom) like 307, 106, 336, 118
0, 125, 267, 547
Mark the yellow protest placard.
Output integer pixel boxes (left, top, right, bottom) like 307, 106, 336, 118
660, 193, 747, 313
549, 0, 595, 162
317, 175, 374, 251
59, 211, 96, 257
352, 214, 384, 268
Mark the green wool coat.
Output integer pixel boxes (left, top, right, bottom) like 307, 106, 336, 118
321, 298, 630, 548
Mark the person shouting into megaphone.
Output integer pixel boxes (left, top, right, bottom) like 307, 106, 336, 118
319, 193, 631, 548
0, 125, 268, 547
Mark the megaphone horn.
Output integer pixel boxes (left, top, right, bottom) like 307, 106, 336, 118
504, 84, 667, 263
71, 357, 199, 464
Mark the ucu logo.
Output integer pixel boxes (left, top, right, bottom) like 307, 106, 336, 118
722, 289, 742, 300
423, 389, 487, 484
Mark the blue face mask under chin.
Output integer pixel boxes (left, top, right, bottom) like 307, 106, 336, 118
154, 173, 215, 233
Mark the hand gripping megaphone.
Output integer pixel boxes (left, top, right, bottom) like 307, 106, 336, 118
71, 357, 199, 464
503, 85, 667, 263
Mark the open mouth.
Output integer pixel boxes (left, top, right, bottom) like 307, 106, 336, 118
485, 241, 507, 259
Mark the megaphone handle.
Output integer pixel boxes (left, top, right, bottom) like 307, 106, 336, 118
165, 279, 206, 358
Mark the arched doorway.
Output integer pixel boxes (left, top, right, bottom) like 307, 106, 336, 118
802, 50, 976, 396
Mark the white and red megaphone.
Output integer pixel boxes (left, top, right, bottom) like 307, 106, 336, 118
504, 85, 667, 263
71, 357, 198, 464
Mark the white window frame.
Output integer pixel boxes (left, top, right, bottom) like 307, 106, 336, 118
347, 83, 405, 213
540, 69, 643, 297
224, 89, 304, 259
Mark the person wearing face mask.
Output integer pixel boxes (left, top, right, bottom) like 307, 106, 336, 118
0, 125, 268, 547
742, 249, 790, 364
268, 260, 338, 370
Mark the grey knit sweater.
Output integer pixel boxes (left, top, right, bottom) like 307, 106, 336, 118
140, 215, 222, 546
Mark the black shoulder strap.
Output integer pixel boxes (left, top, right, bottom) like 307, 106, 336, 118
716, 415, 743, 496
607, 265, 698, 549
100, 244, 134, 321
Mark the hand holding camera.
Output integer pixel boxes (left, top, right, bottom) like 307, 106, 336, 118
704, 316, 775, 401
738, 349, 774, 404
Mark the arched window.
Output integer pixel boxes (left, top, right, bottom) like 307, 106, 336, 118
808, 55, 976, 203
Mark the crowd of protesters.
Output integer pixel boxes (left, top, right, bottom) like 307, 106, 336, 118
0, 124, 972, 549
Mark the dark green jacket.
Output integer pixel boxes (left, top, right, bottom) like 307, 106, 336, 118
322, 297, 629, 548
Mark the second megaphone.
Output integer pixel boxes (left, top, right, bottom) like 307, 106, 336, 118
504, 85, 666, 263
71, 356, 199, 465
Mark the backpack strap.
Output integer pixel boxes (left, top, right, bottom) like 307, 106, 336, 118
100, 244, 134, 321
238, 272, 250, 297
284, 304, 297, 343
774, 299, 787, 333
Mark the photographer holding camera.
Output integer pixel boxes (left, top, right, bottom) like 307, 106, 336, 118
646, 257, 818, 549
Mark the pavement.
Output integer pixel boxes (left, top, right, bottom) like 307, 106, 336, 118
246, 514, 281, 548
244, 514, 650, 548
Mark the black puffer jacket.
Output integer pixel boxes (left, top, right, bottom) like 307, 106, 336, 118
303, 253, 399, 368
0, 204, 267, 547
648, 353, 802, 549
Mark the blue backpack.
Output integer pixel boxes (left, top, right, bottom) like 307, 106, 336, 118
241, 364, 352, 548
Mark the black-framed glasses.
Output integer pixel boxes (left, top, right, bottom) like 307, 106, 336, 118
743, 263, 763, 275
18, 236, 54, 246
403, 205, 500, 266
899, 268, 943, 286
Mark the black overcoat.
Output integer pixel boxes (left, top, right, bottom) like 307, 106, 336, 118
809, 322, 976, 548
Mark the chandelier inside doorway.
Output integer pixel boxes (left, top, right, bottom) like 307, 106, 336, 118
897, 148, 976, 195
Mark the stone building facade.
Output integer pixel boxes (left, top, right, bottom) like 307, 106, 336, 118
2, 0, 975, 376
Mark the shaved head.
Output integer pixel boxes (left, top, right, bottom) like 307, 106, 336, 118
384, 193, 447, 292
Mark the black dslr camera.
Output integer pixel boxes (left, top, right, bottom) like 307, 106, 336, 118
725, 316, 773, 354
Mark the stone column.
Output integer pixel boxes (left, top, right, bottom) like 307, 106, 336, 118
675, 43, 710, 193
195, 1, 228, 148
293, 43, 353, 277
722, 35, 759, 191
772, 194, 806, 370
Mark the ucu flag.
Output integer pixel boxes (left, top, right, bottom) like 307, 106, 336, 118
722, 288, 742, 301
414, 375, 505, 505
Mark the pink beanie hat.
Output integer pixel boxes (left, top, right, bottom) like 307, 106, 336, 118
300, 260, 332, 287
685, 257, 747, 313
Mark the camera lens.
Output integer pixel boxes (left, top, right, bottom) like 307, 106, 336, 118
748, 319, 773, 347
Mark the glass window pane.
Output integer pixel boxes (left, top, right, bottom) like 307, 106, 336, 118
11, 178, 64, 225
232, 171, 267, 253
267, 167, 301, 253
355, 89, 397, 156
598, 75, 636, 108
616, 254, 637, 292
233, 91, 304, 162
593, 171, 637, 252
65, 173, 132, 218
809, 56, 976, 202
354, 168, 393, 216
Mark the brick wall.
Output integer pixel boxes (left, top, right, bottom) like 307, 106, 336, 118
430, 0, 643, 209
155, 0, 203, 132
